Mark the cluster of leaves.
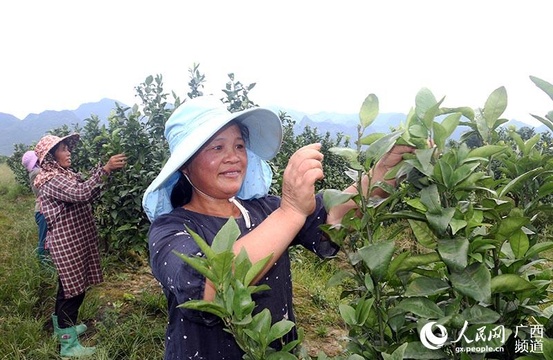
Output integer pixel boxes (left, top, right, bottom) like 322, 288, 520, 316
322, 78, 553, 359
174, 218, 303, 360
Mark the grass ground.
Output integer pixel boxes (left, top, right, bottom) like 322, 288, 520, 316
0, 163, 346, 359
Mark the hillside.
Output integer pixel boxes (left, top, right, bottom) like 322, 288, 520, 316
0, 98, 126, 156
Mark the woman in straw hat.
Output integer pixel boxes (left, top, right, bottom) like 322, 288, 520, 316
34, 133, 126, 358
143, 95, 413, 359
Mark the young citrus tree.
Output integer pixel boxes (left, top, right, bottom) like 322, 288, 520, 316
322, 78, 553, 359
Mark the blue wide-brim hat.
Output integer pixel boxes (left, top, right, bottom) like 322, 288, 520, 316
142, 95, 282, 222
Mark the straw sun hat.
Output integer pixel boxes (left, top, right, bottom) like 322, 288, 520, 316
142, 96, 283, 222
34, 134, 80, 165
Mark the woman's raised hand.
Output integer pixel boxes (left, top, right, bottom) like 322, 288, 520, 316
103, 153, 127, 174
280, 143, 324, 218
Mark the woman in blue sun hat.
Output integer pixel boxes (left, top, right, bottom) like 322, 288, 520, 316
143, 95, 413, 359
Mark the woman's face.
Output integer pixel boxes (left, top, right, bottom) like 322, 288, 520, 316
183, 124, 247, 199
53, 142, 72, 169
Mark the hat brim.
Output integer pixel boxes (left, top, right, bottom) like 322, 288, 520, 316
147, 107, 282, 193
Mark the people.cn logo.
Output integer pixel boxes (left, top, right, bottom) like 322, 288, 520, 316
420, 322, 448, 350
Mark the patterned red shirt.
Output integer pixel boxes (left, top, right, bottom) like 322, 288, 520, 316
39, 165, 108, 298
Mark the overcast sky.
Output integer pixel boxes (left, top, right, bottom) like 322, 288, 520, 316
2, 0, 551, 126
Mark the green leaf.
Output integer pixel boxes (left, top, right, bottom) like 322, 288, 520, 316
267, 352, 297, 360
525, 241, 553, 259
365, 130, 404, 162
531, 113, 553, 133
322, 189, 356, 212
232, 283, 255, 320
438, 161, 455, 188
387, 251, 411, 279
268, 320, 295, 343
530, 75, 553, 101
426, 208, 455, 235
538, 181, 553, 198
250, 308, 272, 337
360, 132, 386, 145
359, 94, 379, 128
233, 248, 252, 284
364, 273, 375, 294
497, 216, 529, 242
396, 252, 441, 272
408, 220, 437, 249
326, 270, 353, 288
451, 163, 480, 187
414, 148, 435, 175
415, 88, 438, 121
483, 86, 508, 125
475, 111, 490, 142
440, 112, 462, 139
180, 300, 229, 318
438, 237, 469, 272
329, 147, 362, 170
404, 277, 449, 297
404, 342, 448, 359
438, 106, 475, 120
244, 253, 272, 286
382, 343, 408, 360
449, 218, 467, 235
355, 297, 375, 326
358, 240, 395, 281
498, 168, 542, 198
449, 263, 491, 303
543, 337, 553, 360
185, 225, 214, 259
173, 251, 214, 281
212, 217, 240, 253
523, 133, 541, 155
409, 123, 429, 139
461, 304, 500, 324
211, 252, 235, 284
396, 297, 444, 318
420, 184, 441, 213
508, 229, 529, 258
491, 274, 535, 293
339, 303, 357, 326
466, 145, 506, 159
432, 122, 448, 152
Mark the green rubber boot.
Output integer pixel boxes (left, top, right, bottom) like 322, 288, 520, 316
52, 314, 87, 337
58, 326, 95, 358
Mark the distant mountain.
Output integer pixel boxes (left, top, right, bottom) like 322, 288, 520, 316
295, 112, 408, 140
1, 100, 549, 156
274, 107, 550, 144
0, 98, 127, 156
